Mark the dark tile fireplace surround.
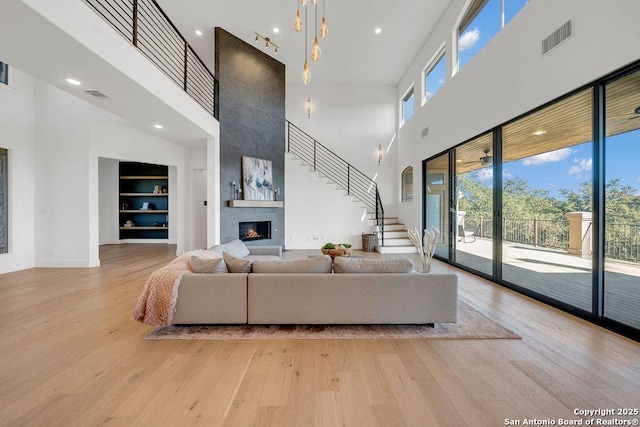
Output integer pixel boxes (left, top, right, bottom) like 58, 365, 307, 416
216, 27, 285, 247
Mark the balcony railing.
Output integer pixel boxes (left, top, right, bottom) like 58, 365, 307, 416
83, 0, 217, 118
464, 217, 640, 264
604, 223, 640, 263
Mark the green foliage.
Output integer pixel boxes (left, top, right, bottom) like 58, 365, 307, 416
457, 172, 640, 224
322, 242, 335, 249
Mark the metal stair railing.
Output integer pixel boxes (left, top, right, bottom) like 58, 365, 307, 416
287, 121, 385, 245
83, 0, 218, 119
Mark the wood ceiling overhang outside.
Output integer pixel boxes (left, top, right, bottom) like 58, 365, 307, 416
446, 71, 640, 175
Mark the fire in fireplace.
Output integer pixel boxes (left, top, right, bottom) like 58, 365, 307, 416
239, 221, 271, 241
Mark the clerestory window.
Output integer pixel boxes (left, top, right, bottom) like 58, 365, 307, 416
423, 45, 446, 104
400, 86, 414, 127
456, 0, 529, 73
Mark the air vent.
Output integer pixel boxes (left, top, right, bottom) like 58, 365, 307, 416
541, 19, 573, 56
84, 90, 109, 99
421, 126, 429, 138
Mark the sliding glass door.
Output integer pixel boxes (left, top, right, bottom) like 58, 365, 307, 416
604, 70, 640, 329
454, 133, 494, 275
425, 154, 449, 259
423, 63, 640, 338
501, 89, 593, 311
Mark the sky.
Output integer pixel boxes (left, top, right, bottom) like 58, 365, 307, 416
470, 130, 640, 198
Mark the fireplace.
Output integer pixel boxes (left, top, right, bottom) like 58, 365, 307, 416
239, 221, 271, 241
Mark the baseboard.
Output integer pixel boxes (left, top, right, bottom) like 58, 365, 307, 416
36, 259, 100, 268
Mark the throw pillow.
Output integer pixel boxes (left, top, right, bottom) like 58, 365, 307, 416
189, 255, 229, 274
207, 244, 226, 256
333, 257, 414, 273
223, 252, 252, 273
252, 255, 332, 273
222, 239, 251, 258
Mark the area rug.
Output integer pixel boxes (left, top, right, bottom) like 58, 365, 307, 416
144, 301, 521, 340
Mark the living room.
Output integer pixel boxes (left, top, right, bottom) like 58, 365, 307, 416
1, 0, 639, 425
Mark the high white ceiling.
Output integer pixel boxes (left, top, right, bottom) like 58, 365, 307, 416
157, 0, 453, 85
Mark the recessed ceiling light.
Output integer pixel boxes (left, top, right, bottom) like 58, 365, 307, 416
375, 28, 382, 34
273, 27, 280, 34
533, 130, 547, 136
195, 30, 203, 36
65, 78, 82, 86
154, 124, 164, 129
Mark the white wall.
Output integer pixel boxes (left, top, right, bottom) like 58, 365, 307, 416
98, 158, 119, 245
285, 83, 399, 239
394, 0, 640, 231
0, 69, 36, 274
34, 81, 94, 267
284, 154, 374, 249
0, 69, 209, 272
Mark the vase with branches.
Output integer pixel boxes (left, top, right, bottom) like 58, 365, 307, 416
407, 227, 440, 273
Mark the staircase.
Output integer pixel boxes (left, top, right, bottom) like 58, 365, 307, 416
370, 215, 418, 254
287, 121, 385, 244
287, 121, 418, 253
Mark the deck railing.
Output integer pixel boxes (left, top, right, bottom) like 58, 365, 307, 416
464, 216, 640, 264
83, 0, 217, 118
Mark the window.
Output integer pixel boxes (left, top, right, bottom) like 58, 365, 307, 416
423, 62, 640, 338
0, 62, 8, 86
401, 167, 413, 202
423, 47, 446, 104
400, 87, 414, 126
456, 0, 528, 73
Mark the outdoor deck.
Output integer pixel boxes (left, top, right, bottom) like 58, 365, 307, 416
452, 238, 640, 329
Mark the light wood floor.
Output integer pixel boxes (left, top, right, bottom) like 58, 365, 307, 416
0, 244, 639, 426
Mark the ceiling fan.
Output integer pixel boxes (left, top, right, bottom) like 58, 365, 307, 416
610, 105, 640, 125
462, 148, 493, 167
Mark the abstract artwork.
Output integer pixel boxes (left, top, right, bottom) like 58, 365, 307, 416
242, 156, 273, 201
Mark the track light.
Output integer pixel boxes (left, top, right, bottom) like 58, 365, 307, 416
254, 33, 279, 55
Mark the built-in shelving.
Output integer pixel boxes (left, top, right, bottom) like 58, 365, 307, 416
119, 162, 169, 240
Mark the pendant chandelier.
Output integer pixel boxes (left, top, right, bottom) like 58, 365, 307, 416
295, 0, 328, 115
295, 0, 328, 77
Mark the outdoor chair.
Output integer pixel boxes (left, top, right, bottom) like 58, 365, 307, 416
458, 223, 476, 243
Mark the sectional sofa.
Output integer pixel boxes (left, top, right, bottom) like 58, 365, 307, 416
172, 245, 458, 325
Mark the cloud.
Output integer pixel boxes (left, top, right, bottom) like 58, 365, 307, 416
522, 148, 572, 166
459, 28, 480, 52
477, 168, 493, 182
503, 170, 512, 178
568, 158, 592, 175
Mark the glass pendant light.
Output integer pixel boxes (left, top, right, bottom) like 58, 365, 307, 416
311, 3, 321, 61
319, 0, 328, 38
294, 3, 303, 32
311, 37, 321, 61
303, 60, 311, 85
302, 6, 310, 84
300, 0, 307, 5
307, 97, 312, 118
